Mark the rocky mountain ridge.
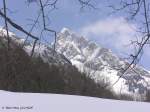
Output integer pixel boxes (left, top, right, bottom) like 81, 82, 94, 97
55, 28, 150, 95
1, 27, 150, 96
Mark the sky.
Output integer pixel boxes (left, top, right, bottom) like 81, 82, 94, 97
0, 0, 149, 70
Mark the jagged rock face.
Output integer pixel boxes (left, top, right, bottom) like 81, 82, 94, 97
24, 43, 71, 65
56, 28, 150, 94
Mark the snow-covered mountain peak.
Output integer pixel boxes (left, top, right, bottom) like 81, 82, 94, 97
1, 26, 150, 97
57, 28, 121, 66
0, 27, 16, 37
56, 27, 150, 95
61, 27, 70, 33
60, 27, 74, 36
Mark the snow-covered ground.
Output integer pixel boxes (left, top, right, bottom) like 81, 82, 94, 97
0, 90, 149, 112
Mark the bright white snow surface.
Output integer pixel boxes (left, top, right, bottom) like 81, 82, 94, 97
0, 91, 150, 112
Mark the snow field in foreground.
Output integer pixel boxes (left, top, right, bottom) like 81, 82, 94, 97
0, 90, 150, 112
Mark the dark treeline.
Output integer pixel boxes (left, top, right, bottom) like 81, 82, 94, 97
0, 38, 116, 99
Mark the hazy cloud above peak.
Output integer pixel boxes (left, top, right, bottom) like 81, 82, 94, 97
79, 17, 138, 55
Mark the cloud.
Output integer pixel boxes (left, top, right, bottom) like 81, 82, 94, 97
79, 17, 138, 55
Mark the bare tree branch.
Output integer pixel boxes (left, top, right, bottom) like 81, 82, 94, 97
39, 0, 57, 52
78, 0, 97, 10
22, 12, 41, 48
0, 10, 39, 41
108, 0, 150, 87
3, 0, 10, 50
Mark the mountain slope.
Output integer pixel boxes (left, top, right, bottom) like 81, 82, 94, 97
56, 28, 150, 95
0, 28, 115, 99
1, 27, 150, 99
0, 27, 71, 65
